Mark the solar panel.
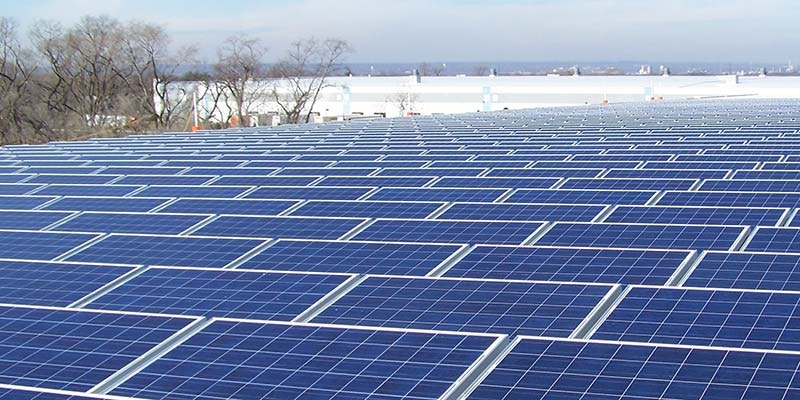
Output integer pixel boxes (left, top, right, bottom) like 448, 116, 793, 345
466, 337, 800, 400
352, 219, 545, 245
0, 211, 72, 230
114, 175, 214, 186
367, 188, 507, 202
194, 215, 367, 240
132, 185, 251, 199
0, 305, 196, 391
110, 320, 501, 400
0, 260, 134, 306
158, 198, 298, 216
289, 200, 443, 219
52, 212, 209, 235
444, 245, 692, 285
657, 191, 800, 208
316, 176, 434, 187
0, 385, 126, 399
0, 230, 100, 260
238, 239, 461, 275
42, 197, 170, 213
313, 276, 611, 336
245, 186, 373, 200
685, 251, 800, 291
32, 185, 143, 197
594, 286, 800, 351
211, 176, 319, 186
439, 203, 605, 222
506, 189, 658, 205
604, 205, 787, 226
604, 168, 730, 179
0, 196, 58, 210
432, 177, 559, 189
699, 179, 800, 192
87, 267, 352, 320
65, 234, 267, 267
744, 227, 800, 252
533, 222, 747, 251
0, 184, 42, 195
487, 168, 604, 178
560, 178, 697, 191
25, 175, 118, 185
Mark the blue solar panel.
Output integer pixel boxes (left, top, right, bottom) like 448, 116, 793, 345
53, 212, 208, 235
507, 189, 658, 205
657, 191, 800, 208
110, 320, 499, 400
733, 170, 800, 180
245, 186, 373, 200
534, 223, 746, 250
0, 211, 72, 230
25, 175, 118, 184
21, 167, 102, 175
114, 175, 214, 186
290, 200, 442, 219
560, 178, 697, 191
277, 167, 378, 176
88, 267, 351, 320
42, 197, 169, 213
439, 203, 604, 222
745, 228, 800, 252
0, 175, 30, 183
535, 160, 642, 169
378, 168, 486, 177
101, 167, 185, 175
0, 260, 133, 306
0, 230, 99, 260
0, 196, 57, 210
467, 337, 800, 400
644, 161, 758, 169
763, 162, 800, 170
433, 177, 559, 189
0, 385, 122, 399
65, 234, 267, 267
183, 167, 281, 176
353, 219, 545, 245
445, 245, 691, 285
0, 305, 195, 391
158, 198, 297, 216
700, 179, 800, 192
239, 239, 461, 275
314, 276, 611, 336
193, 215, 366, 240
594, 286, 800, 351
316, 176, 434, 187
605, 206, 786, 225
32, 185, 142, 197
487, 168, 604, 178
685, 251, 800, 291
367, 188, 506, 202
133, 185, 250, 199
215, 178, 321, 190
0, 184, 41, 195
605, 168, 730, 179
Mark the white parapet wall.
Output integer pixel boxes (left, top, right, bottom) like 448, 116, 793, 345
164, 75, 800, 124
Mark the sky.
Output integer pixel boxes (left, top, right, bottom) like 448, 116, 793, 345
1, 0, 798, 63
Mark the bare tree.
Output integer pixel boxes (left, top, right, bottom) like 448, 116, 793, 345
31, 16, 127, 129
213, 36, 268, 127
386, 89, 419, 117
115, 21, 197, 130
0, 18, 51, 144
418, 62, 444, 76
472, 65, 490, 76
269, 37, 351, 124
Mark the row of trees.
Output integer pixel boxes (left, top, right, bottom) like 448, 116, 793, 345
0, 15, 350, 145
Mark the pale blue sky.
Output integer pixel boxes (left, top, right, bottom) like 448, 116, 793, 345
1, 0, 798, 63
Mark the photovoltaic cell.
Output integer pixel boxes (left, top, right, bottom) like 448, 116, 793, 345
0, 230, 99, 260
0, 211, 72, 230
316, 177, 434, 187
65, 234, 266, 267
534, 223, 746, 251
32, 185, 141, 197
352, 219, 545, 245
467, 337, 800, 400
433, 177, 559, 189
745, 228, 800, 252
560, 178, 697, 191
657, 191, 800, 208
111, 320, 499, 400
25, 175, 118, 185
133, 186, 251, 199
439, 203, 605, 222
594, 286, 800, 351
699, 179, 800, 193
193, 215, 367, 240
88, 267, 351, 320
211, 176, 319, 186
0, 305, 195, 391
0, 196, 58, 210
314, 276, 611, 336
445, 245, 691, 285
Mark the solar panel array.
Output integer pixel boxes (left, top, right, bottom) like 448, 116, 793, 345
2, 100, 800, 398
